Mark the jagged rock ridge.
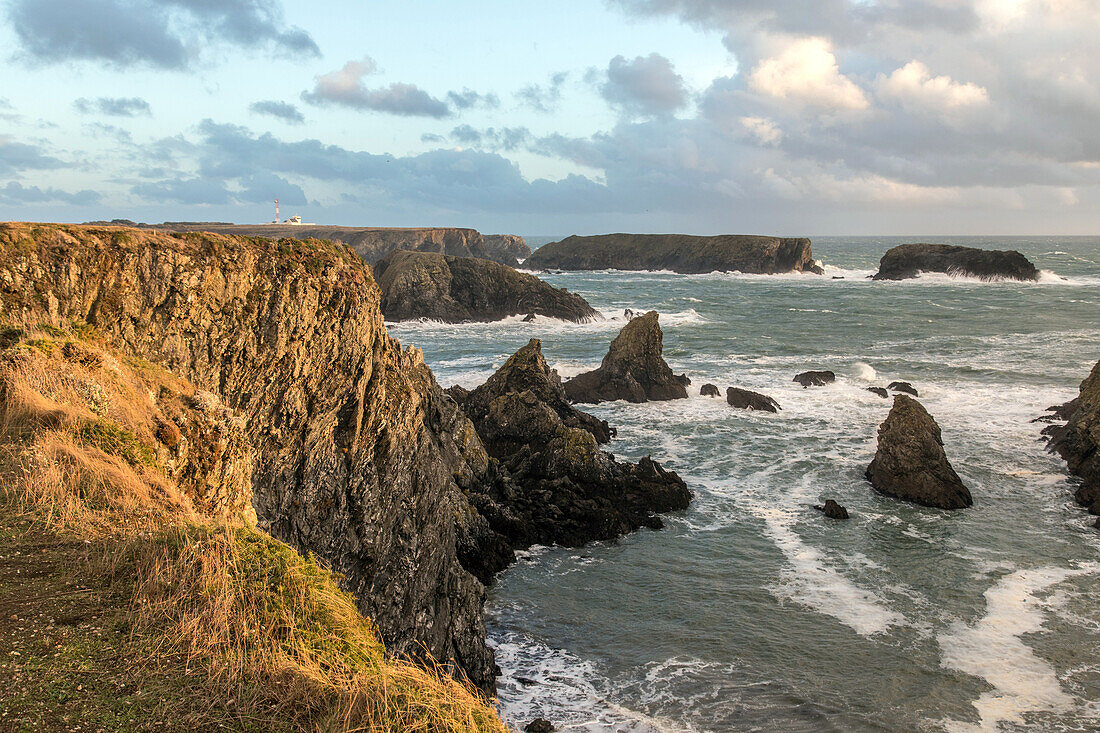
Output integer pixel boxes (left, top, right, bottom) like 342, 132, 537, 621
1042, 358, 1100, 516
373, 249, 599, 323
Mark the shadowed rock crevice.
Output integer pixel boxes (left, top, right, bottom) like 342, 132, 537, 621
1042, 359, 1100, 516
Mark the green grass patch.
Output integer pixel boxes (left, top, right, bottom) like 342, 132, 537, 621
75, 419, 156, 467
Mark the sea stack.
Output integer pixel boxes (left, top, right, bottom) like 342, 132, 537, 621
867, 395, 973, 509
1042, 359, 1100, 516
873, 244, 1039, 281
564, 311, 688, 404
525, 233, 824, 275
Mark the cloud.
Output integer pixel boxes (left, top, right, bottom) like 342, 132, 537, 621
740, 116, 782, 145
877, 61, 989, 111
449, 126, 530, 151
302, 58, 451, 118
748, 37, 868, 110
0, 138, 66, 176
0, 182, 102, 205
7, 0, 318, 69
447, 89, 500, 110
601, 53, 689, 117
517, 72, 569, 113
235, 172, 307, 205
131, 177, 232, 204
74, 97, 152, 117
249, 100, 305, 124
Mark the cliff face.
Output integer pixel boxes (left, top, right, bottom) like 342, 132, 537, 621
524, 233, 823, 275
374, 249, 599, 323
158, 223, 520, 266
483, 235, 531, 266
873, 244, 1039, 281
1044, 359, 1100, 515
0, 224, 496, 688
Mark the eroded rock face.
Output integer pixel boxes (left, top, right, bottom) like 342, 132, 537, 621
1042, 359, 1100, 516
701, 383, 720, 397
794, 370, 835, 387
889, 381, 919, 397
866, 395, 972, 509
867, 387, 890, 398
525, 233, 823, 275
0, 223, 497, 690
726, 387, 780, 412
483, 235, 532, 267
872, 244, 1039, 281
374, 249, 599, 323
453, 339, 690, 557
564, 311, 688, 404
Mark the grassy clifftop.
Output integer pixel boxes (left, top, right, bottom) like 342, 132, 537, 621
0, 320, 507, 731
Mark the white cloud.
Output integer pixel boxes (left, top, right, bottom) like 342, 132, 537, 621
747, 37, 869, 111
877, 61, 989, 111
740, 116, 782, 145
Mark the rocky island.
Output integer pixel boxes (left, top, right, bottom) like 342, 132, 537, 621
872, 243, 1039, 281
524, 233, 824, 275
374, 249, 599, 323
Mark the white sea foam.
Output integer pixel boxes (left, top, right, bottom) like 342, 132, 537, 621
851, 361, 877, 382
938, 563, 1100, 732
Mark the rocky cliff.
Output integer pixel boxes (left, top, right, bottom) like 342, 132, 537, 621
872, 244, 1039, 281
157, 222, 520, 266
374, 249, 599, 323
1043, 359, 1100, 516
483, 235, 532, 266
524, 233, 824, 275
0, 223, 497, 689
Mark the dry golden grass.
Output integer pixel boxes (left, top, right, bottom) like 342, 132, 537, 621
0, 324, 509, 733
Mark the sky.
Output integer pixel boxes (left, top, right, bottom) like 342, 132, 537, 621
1, 0, 1098, 235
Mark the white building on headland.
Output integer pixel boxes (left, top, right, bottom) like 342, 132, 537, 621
271, 199, 309, 225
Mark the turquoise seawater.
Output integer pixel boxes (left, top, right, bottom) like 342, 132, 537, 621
386, 237, 1100, 732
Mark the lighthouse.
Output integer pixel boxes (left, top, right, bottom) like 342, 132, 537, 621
273, 198, 279, 224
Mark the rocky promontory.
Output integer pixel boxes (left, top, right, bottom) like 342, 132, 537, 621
374, 249, 599, 323
450, 339, 690, 559
866, 395, 972, 509
525, 233, 824, 275
564, 311, 689, 403
154, 222, 523, 267
872, 244, 1039, 281
1042, 358, 1100, 516
483, 234, 532, 266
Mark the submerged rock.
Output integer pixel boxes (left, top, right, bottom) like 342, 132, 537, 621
866, 395, 972, 509
867, 387, 890, 398
374, 249, 599, 323
726, 387, 780, 412
872, 243, 1039, 281
564, 311, 689, 404
525, 719, 554, 733
888, 381, 919, 397
1042, 359, 1100, 516
794, 370, 836, 388
525, 233, 824, 275
455, 339, 690, 552
701, 383, 721, 397
814, 500, 850, 519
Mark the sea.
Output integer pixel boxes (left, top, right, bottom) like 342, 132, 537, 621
385, 236, 1100, 732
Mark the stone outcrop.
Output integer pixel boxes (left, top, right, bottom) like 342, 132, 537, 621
155, 222, 526, 267
0, 223, 497, 689
373, 249, 599, 323
794, 370, 835, 387
867, 387, 890, 398
483, 235, 532, 267
726, 387, 780, 412
525, 233, 824, 275
564, 312, 688, 404
701, 383, 720, 397
872, 244, 1039, 281
450, 339, 690, 561
889, 381, 919, 397
866, 395, 972, 509
814, 500, 849, 519
1042, 359, 1100, 516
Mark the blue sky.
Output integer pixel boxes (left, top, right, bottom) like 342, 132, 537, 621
1, 0, 1098, 234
